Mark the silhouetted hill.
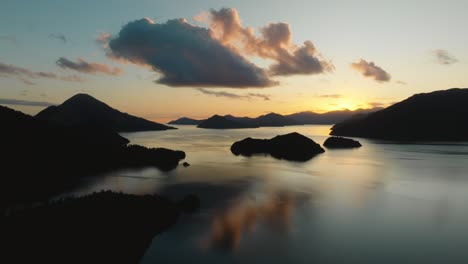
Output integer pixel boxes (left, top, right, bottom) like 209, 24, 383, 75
224, 115, 259, 126
171, 108, 380, 129
231, 132, 325, 161
36, 93, 175, 132
330, 88, 468, 141
286, 108, 381, 124
168, 117, 203, 125
1, 106, 185, 206
197, 115, 259, 129
3, 191, 199, 263
256, 113, 298, 127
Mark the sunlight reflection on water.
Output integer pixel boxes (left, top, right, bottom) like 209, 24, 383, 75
70, 125, 468, 263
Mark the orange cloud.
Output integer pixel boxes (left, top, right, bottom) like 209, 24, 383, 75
208, 8, 334, 76
0, 61, 84, 84
56, 57, 123, 76
351, 59, 391, 82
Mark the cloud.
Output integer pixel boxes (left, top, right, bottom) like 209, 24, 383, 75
351, 59, 391, 82
96, 32, 111, 47
0, 62, 84, 84
396, 80, 407, 85
367, 102, 386, 108
0, 35, 17, 44
208, 8, 334, 76
108, 18, 275, 88
49, 33, 67, 43
19, 78, 35, 85
106, 8, 331, 88
0, 98, 54, 107
56, 57, 122, 76
193, 11, 209, 23
268, 40, 334, 76
197, 88, 270, 100
432, 49, 458, 65
317, 94, 342, 98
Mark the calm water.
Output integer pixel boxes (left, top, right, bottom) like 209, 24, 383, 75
72, 125, 468, 263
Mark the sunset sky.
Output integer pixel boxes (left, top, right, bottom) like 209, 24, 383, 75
1, 0, 467, 122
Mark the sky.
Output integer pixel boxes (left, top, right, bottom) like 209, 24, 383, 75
1, 0, 467, 122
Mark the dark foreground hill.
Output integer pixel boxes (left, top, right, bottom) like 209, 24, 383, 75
2, 191, 200, 264
36, 93, 175, 132
330, 88, 468, 141
1, 106, 185, 206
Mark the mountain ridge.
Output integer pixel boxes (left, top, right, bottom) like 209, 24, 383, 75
36, 93, 175, 132
330, 88, 468, 141
168, 108, 381, 128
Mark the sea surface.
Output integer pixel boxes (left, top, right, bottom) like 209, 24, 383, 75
71, 125, 468, 263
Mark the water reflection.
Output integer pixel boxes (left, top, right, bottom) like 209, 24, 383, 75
205, 191, 296, 251
64, 125, 468, 263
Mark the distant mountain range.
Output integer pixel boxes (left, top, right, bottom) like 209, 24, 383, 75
36, 93, 175, 132
331, 88, 468, 141
197, 115, 259, 129
168, 108, 381, 129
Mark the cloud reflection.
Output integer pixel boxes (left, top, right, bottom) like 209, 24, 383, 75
204, 191, 303, 252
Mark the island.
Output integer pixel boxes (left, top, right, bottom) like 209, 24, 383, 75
330, 88, 468, 141
323, 136, 362, 148
197, 115, 259, 129
36, 93, 175, 132
168, 117, 204, 125
256, 113, 298, 127
231, 132, 325, 161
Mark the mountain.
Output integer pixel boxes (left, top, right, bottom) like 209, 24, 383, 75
286, 108, 382, 124
224, 115, 259, 127
256, 113, 298, 127
36, 93, 175, 132
197, 115, 259, 129
168, 117, 203, 125
1, 105, 185, 206
170, 108, 380, 129
330, 88, 468, 141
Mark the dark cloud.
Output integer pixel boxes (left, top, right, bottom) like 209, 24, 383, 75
0, 98, 54, 107
317, 94, 342, 98
197, 88, 270, 100
208, 8, 334, 76
108, 18, 275, 88
432, 49, 458, 65
351, 59, 391, 82
56, 57, 123, 76
0, 62, 84, 83
49, 33, 67, 43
